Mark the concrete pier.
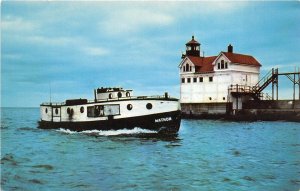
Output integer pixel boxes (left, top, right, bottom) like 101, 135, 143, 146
181, 100, 300, 122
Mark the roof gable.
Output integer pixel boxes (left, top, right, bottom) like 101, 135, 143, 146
179, 57, 195, 68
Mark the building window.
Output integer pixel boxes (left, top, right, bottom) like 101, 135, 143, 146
55, 108, 58, 114
193, 77, 197, 83
218, 63, 220, 69
45, 108, 48, 113
186, 64, 189, 72
80, 106, 84, 113
209, 77, 213, 82
190, 66, 192, 71
183, 66, 185, 72
225, 62, 228, 69
181, 78, 185, 83
221, 60, 224, 69
223, 97, 226, 100
199, 77, 203, 82
187, 78, 191, 83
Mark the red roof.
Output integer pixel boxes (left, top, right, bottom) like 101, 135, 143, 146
187, 56, 217, 73
222, 52, 261, 66
186, 52, 261, 73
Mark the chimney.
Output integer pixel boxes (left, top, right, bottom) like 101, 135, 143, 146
228, 44, 233, 53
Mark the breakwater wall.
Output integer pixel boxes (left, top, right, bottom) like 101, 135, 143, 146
181, 100, 300, 122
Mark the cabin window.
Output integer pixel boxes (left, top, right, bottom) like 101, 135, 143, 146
127, 104, 133, 111
104, 104, 120, 116
187, 78, 191, 83
67, 107, 70, 114
181, 78, 185, 83
199, 77, 203, 82
80, 106, 84, 113
117, 92, 122, 98
109, 93, 113, 99
209, 97, 212, 100
209, 77, 213, 82
87, 106, 95, 117
146, 103, 153, 110
126, 92, 130, 97
45, 108, 48, 113
55, 108, 58, 114
223, 97, 226, 100
193, 78, 197, 83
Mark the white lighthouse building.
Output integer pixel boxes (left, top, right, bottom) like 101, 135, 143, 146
179, 36, 261, 115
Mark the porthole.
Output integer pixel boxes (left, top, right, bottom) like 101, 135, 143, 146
67, 107, 70, 114
55, 108, 58, 114
109, 93, 113, 99
80, 106, 84, 113
126, 92, 130, 97
45, 108, 48, 113
127, 104, 133, 110
146, 103, 152, 110
117, 92, 122, 98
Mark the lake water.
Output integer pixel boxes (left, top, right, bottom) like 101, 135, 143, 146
1, 107, 299, 191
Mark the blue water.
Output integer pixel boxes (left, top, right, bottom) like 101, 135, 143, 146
1, 108, 300, 191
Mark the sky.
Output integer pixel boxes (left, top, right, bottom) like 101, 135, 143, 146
1, 1, 300, 107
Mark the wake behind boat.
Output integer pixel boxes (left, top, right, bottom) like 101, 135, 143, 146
39, 87, 181, 134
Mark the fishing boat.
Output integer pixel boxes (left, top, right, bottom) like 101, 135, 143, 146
38, 87, 181, 134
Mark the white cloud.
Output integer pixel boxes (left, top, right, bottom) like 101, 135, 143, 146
25, 36, 79, 46
1, 15, 37, 32
98, 9, 174, 35
82, 46, 109, 56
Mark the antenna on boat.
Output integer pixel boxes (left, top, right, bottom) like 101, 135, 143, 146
49, 82, 52, 104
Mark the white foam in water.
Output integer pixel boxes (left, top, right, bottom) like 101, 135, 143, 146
57, 127, 157, 136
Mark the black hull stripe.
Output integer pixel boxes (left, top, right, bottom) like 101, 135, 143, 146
38, 110, 181, 134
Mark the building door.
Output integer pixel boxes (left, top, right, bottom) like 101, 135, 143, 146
241, 74, 248, 85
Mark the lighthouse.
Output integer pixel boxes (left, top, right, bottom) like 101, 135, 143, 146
179, 36, 261, 116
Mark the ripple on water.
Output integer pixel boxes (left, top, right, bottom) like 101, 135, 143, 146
32, 164, 54, 170
290, 179, 300, 185
29, 179, 44, 184
1, 153, 18, 166
243, 176, 256, 182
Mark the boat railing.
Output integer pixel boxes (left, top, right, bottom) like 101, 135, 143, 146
41, 95, 173, 106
